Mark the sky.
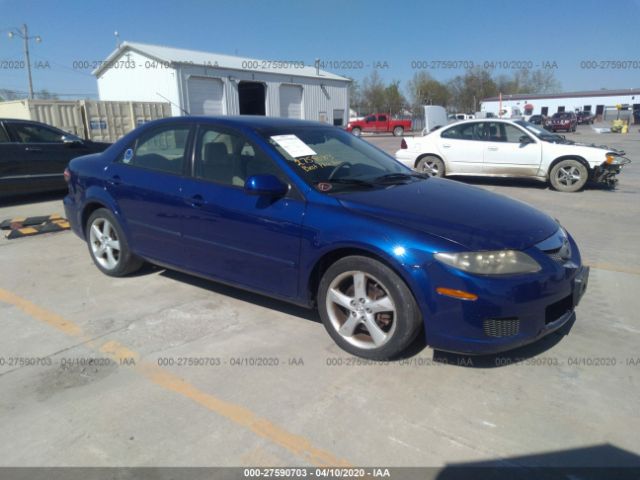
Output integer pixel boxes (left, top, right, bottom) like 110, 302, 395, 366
1, 0, 639, 98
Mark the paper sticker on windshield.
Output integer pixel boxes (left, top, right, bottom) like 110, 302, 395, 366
317, 182, 332, 192
271, 134, 317, 158
123, 148, 133, 164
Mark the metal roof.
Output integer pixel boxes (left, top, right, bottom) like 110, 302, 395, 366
483, 88, 640, 102
93, 41, 351, 82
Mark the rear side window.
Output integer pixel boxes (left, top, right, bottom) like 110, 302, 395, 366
441, 123, 477, 140
121, 126, 190, 175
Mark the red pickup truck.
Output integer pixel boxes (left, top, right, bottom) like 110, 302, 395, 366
346, 114, 411, 137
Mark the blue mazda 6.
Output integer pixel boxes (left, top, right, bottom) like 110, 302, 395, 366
64, 116, 589, 359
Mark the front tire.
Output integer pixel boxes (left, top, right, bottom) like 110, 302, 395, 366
86, 208, 143, 277
549, 159, 588, 192
416, 155, 445, 177
392, 126, 404, 137
318, 256, 422, 360
351, 127, 362, 137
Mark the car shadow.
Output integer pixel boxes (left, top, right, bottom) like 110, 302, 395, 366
449, 175, 549, 190
156, 267, 321, 324
448, 175, 615, 193
435, 443, 640, 479
141, 264, 576, 364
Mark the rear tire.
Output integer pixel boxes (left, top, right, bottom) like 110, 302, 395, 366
351, 127, 362, 137
318, 256, 422, 360
549, 159, 588, 192
393, 126, 404, 137
86, 208, 143, 277
416, 155, 445, 177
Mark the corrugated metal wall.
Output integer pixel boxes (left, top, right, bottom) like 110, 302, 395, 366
0, 99, 171, 142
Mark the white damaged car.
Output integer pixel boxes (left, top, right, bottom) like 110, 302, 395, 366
395, 119, 630, 192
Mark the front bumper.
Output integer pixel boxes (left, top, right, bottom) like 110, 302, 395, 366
593, 157, 631, 186
419, 235, 588, 354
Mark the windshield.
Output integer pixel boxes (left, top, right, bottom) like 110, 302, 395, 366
257, 126, 421, 193
514, 120, 565, 142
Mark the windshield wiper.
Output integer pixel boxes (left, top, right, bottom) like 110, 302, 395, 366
371, 172, 429, 184
320, 178, 376, 189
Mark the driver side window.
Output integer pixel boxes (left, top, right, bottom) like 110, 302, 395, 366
10, 123, 63, 143
195, 127, 281, 187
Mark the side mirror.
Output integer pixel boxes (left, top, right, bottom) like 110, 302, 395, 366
244, 174, 288, 197
62, 135, 82, 145
519, 135, 533, 144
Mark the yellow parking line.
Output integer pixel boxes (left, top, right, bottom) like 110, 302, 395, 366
0, 287, 350, 467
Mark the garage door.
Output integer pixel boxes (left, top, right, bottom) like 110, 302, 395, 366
279, 85, 303, 119
188, 77, 224, 116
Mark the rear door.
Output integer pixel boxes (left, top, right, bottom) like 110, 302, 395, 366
105, 123, 194, 265
482, 122, 542, 176
435, 122, 485, 174
180, 124, 305, 299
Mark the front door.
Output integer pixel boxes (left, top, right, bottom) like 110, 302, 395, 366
482, 122, 542, 176
181, 125, 305, 299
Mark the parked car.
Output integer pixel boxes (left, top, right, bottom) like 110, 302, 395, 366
0, 119, 110, 197
576, 111, 595, 125
547, 112, 578, 132
528, 114, 546, 125
66, 116, 590, 359
346, 113, 411, 137
396, 119, 631, 192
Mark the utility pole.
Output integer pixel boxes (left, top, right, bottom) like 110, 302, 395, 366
8, 24, 42, 99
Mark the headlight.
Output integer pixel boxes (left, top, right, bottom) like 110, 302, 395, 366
434, 250, 541, 275
606, 153, 627, 165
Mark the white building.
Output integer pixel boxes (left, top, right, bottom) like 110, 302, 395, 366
94, 42, 351, 125
481, 89, 640, 122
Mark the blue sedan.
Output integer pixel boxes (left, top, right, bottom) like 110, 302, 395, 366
64, 116, 589, 359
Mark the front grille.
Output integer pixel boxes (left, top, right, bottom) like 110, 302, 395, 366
483, 317, 520, 337
545, 294, 573, 324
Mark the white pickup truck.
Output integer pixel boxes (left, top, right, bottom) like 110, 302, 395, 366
395, 119, 630, 192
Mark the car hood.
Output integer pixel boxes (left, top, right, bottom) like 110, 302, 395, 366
335, 178, 558, 251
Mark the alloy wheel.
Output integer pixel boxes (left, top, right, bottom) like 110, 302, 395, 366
89, 218, 121, 270
325, 270, 397, 349
556, 165, 583, 187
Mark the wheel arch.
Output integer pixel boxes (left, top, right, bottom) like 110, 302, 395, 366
414, 153, 446, 171
547, 155, 591, 178
306, 246, 413, 307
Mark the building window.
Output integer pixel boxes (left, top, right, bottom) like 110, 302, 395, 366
583, 105, 592, 112
557, 106, 565, 113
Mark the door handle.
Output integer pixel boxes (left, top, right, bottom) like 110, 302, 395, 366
108, 175, 121, 186
487, 146, 498, 151
188, 194, 205, 208
25, 146, 42, 152
442, 144, 451, 148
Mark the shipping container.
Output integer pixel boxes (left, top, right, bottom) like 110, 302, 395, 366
0, 99, 171, 142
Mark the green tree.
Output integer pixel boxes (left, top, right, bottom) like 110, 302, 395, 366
448, 68, 498, 112
407, 71, 450, 112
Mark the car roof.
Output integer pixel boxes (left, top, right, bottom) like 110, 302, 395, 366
143, 116, 331, 130
446, 118, 519, 125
